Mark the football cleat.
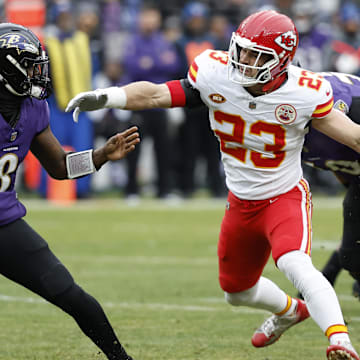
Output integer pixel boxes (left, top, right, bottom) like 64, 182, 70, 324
251, 299, 310, 347
327, 341, 360, 360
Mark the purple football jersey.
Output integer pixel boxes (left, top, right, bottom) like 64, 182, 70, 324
302, 72, 360, 184
0, 98, 49, 225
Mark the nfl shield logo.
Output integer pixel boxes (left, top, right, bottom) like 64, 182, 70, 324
249, 102, 256, 109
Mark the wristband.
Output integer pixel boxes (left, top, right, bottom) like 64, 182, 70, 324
166, 80, 186, 107
66, 150, 95, 179
105, 87, 127, 108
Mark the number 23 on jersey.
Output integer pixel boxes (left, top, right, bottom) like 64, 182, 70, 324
213, 110, 286, 168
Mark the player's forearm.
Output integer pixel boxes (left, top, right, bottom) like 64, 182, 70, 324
107, 82, 172, 111
312, 110, 360, 153
92, 148, 107, 170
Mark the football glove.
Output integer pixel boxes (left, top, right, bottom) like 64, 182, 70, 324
65, 89, 108, 123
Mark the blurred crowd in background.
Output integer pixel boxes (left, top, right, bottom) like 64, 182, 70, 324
3, 0, 360, 202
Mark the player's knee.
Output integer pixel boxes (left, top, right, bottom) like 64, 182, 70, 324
339, 247, 360, 274
40, 262, 74, 298
225, 284, 258, 306
224, 291, 242, 306
225, 288, 253, 306
54, 282, 86, 312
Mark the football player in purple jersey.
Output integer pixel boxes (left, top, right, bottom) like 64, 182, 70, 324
302, 71, 360, 299
0, 23, 139, 359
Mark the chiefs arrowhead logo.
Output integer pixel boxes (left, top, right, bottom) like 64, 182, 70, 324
209, 93, 226, 104
275, 104, 297, 124
274, 31, 297, 52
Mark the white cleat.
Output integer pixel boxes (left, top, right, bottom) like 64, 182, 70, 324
251, 299, 310, 347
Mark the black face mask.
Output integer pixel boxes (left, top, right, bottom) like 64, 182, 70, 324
0, 82, 23, 127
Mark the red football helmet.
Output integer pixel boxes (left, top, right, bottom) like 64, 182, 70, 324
228, 10, 299, 87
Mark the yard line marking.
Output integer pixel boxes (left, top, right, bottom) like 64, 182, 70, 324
21, 196, 343, 212
60, 242, 338, 266
22, 198, 227, 211
0, 293, 358, 320
0, 294, 223, 312
63, 237, 338, 264
311, 241, 338, 250
63, 255, 217, 265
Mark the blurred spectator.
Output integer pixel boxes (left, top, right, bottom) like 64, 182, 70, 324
101, 0, 143, 63
7, 0, 353, 199
212, 0, 250, 28
89, 61, 132, 192
122, 3, 181, 200
250, 0, 295, 16
292, 0, 334, 71
330, 1, 360, 75
163, 15, 183, 43
42, 0, 94, 198
209, 14, 232, 50
273, 0, 295, 15
174, 1, 226, 198
76, 2, 102, 75
316, 0, 341, 22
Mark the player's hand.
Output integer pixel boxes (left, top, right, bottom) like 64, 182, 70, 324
103, 126, 140, 161
65, 89, 108, 123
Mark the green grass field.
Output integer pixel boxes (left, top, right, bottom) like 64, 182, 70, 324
0, 195, 359, 360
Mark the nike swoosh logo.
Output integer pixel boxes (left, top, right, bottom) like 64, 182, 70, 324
269, 198, 279, 204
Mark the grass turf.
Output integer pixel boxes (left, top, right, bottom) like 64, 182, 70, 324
0, 195, 358, 360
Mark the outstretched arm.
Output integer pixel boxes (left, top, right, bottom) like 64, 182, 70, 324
66, 82, 172, 122
123, 82, 172, 110
312, 109, 360, 153
30, 126, 140, 179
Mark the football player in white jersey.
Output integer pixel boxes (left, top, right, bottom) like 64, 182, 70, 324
66, 10, 360, 360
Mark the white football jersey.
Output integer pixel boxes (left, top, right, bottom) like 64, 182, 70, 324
187, 49, 334, 200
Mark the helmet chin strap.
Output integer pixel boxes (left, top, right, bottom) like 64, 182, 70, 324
261, 72, 287, 93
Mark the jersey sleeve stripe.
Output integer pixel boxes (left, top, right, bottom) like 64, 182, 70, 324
165, 80, 186, 107
188, 60, 199, 83
311, 97, 334, 118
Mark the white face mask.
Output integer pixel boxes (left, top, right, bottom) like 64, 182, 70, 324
227, 33, 278, 87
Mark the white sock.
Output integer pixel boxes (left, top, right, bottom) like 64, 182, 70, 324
277, 251, 346, 333
280, 297, 297, 317
225, 276, 291, 314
